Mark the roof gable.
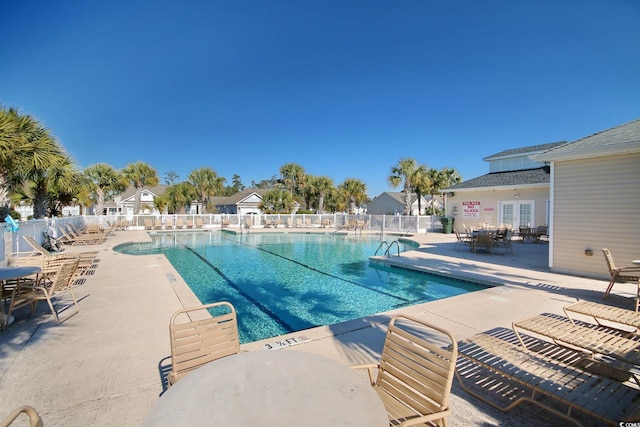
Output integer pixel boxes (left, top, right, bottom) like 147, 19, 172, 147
533, 118, 640, 162
483, 142, 567, 161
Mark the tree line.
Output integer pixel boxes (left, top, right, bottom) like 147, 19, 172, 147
1, 106, 461, 219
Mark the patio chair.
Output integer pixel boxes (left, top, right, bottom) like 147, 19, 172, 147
196, 217, 204, 228
144, 218, 153, 230
7, 259, 81, 325
454, 229, 471, 251
471, 232, 494, 254
350, 314, 457, 427
0, 405, 43, 427
168, 301, 241, 386
602, 248, 640, 310
496, 229, 513, 254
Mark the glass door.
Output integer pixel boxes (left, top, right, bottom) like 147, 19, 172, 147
500, 202, 515, 228
499, 201, 534, 229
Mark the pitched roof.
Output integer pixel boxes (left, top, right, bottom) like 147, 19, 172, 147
372, 192, 422, 204
211, 188, 268, 205
483, 141, 567, 161
117, 185, 169, 200
533, 118, 640, 162
445, 167, 550, 191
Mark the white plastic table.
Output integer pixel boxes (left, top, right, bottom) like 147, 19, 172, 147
0, 266, 41, 327
143, 349, 388, 427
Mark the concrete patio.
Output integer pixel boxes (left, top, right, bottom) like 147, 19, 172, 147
1, 228, 635, 426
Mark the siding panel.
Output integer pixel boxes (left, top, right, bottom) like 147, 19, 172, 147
552, 153, 640, 279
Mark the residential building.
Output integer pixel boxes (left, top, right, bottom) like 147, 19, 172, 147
211, 188, 270, 215
442, 142, 565, 231
532, 118, 640, 279
367, 192, 440, 216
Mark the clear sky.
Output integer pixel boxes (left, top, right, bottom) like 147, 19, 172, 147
1, 1, 639, 197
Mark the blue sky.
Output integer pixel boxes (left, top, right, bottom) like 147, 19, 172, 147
1, 1, 639, 197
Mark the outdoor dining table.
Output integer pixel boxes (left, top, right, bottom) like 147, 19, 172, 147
0, 265, 41, 327
143, 349, 389, 427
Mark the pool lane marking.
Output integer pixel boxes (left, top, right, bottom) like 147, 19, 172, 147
226, 235, 410, 303
179, 243, 295, 333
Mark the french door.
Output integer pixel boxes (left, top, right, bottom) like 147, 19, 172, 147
499, 201, 534, 229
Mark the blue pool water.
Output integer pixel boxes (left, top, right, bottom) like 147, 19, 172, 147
115, 231, 486, 343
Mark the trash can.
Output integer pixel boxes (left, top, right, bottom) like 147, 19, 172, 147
440, 217, 454, 234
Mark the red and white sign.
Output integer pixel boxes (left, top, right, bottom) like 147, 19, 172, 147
462, 201, 480, 218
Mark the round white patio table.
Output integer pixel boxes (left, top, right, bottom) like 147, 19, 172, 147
143, 349, 388, 427
0, 266, 41, 326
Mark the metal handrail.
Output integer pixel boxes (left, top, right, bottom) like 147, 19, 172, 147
386, 240, 401, 257
374, 241, 389, 256
374, 240, 401, 257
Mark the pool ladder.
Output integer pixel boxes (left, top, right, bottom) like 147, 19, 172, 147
374, 240, 400, 257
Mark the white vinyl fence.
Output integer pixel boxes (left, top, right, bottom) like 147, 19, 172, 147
2, 214, 443, 264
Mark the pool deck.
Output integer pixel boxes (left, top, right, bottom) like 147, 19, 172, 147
1, 228, 636, 426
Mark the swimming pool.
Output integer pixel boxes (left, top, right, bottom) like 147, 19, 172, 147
116, 231, 487, 343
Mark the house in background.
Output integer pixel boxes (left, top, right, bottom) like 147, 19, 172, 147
367, 192, 440, 215
532, 118, 640, 279
102, 185, 174, 217
211, 188, 269, 215
442, 142, 565, 231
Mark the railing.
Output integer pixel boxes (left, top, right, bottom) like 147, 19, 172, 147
374, 240, 401, 257
2, 214, 442, 264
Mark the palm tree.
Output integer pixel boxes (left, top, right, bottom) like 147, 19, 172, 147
313, 176, 334, 214
153, 193, 168, 214
84, 163, 126, 215
410, 165, 430, 215
0, 107, 73, 218
165, 182, 196, 214
188, 167, 225, 214
279, 163, 306, 198
122, 162, 159, 215
388, 158, 418, 215
259, 188, 295, 213
0, 107, 22, 217
427, 167, 462, 214
338, 178, 367, 214
47, 167, 86, 216
17, 122, 71, 219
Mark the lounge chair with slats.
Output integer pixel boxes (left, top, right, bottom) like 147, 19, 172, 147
564, 300, 640, 332
456, 328, 640, 426
7, 237, 94, 287
168, 301, 241, 386
62, 224, 107, 245
350, 314, 457, 427
602, 248, 640, 310
512, 312, 640, 367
